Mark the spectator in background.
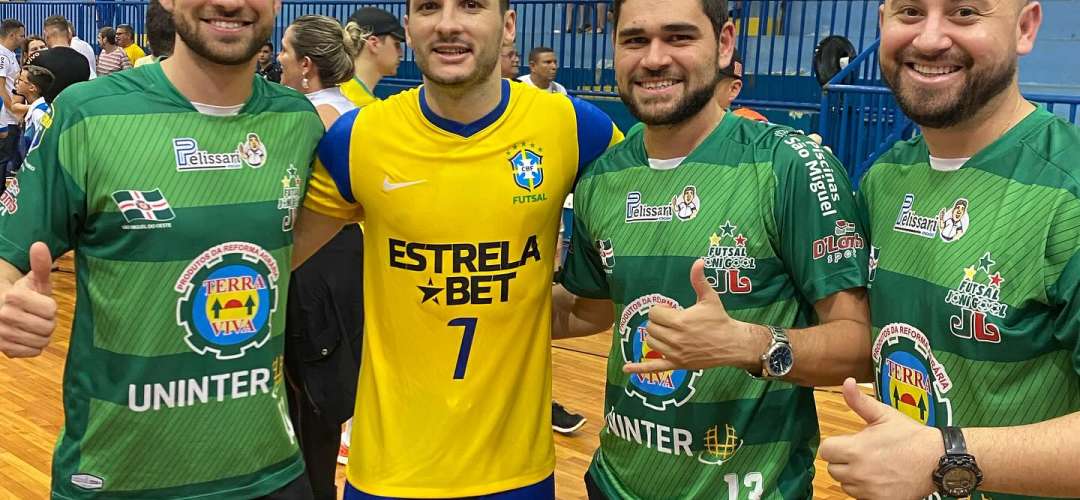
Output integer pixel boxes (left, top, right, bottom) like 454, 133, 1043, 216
12, 65, 51, 173
21, 36, 45, 66
116, 24, 146, 65
255, 42, 281, 82
499, 44, 520, 79
134, 0, 175, 66
339, 6, 404, 108
277, 14, 365, 500
513, 43, 587, 437
519, 47, 567, 94
564, 1, 609, 34
0, 19, 22, 194
68, 21, 97, 79
717, 50, 768, 122
96, 27, 132, 76
35, 15, 91, 103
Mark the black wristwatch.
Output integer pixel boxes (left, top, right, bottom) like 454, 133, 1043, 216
933, 426, 983, 497
748, 325, 793, 379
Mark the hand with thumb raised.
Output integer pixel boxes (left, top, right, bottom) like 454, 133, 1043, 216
819, 378, 943, 499
0, 242, 58, 358
623, 259, 762, 374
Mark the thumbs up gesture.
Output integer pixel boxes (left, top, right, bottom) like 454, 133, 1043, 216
623, 259, 764, 374
0, 242, 58, 358
819, 378, 943, 499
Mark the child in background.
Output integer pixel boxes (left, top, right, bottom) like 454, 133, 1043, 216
12, 65, 51, 170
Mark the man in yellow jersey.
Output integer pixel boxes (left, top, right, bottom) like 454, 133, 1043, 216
339, 7, 405, 108
293, 0, 622, 497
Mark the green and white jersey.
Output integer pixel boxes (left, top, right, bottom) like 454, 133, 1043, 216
560, 113, 868, 499
0, 64, 324, 498
859, 106, 1080, 500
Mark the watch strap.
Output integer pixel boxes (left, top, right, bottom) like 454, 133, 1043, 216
942, 426, 968, 455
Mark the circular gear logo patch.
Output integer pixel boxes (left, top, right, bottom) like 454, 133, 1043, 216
872, 323, 954, 426
619, 294, 701, 410
175, 242, 280, 359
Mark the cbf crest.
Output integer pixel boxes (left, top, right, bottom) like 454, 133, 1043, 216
175, 242, 280, 359
620, 294, 701, 410
507, 142, 544, 192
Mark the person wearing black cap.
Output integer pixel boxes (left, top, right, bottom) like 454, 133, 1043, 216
339, 6, 404, 108
717, 50, 768, 122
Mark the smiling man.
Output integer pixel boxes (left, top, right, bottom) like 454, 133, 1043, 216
820, 1, 1080, 499
550, 0, 870, 498
293, 0, 621, 498
0, 0, 324, 497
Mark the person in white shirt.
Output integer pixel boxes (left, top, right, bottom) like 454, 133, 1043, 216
68, 22, 98, 79
0, 19, 24, 177
518, 46, 568, 94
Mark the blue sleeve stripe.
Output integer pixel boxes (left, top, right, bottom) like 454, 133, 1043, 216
570, 96, 615, 174
317, 107, 360, 204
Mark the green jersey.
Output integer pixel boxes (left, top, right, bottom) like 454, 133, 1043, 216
0, 65, 324, 498
859, 106, 1080, 500
560, 113, 868, 499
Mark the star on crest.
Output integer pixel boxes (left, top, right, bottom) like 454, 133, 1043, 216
709, 233, 722, 246
734, 234, 747, 247
964, 266, 977, 280
977, 252, 996, 273
719, 221, 737, 237
989, 272, 1004, 287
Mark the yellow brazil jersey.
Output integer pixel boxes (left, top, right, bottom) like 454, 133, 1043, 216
305, 79, 621, 497
340, 77, 379, 108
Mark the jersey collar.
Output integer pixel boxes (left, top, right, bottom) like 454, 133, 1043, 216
418, 79, 510, 138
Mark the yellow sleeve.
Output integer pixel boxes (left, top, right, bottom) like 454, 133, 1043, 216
301, 108, 365, 221
304, 158, 364, 221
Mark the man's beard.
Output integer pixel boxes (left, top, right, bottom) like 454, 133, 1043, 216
173, 10, 269, 66
621, 68, 721, 126
883, 48, 1016, 129
417, 39, 500, 88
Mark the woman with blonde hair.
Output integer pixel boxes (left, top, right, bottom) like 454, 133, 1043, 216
278, 14, 367, 500
278, 14, 364, 129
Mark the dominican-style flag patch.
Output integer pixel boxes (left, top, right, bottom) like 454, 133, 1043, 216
111, 189, 176, 223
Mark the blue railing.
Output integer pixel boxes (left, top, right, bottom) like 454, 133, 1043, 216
821, 39, 1080, 187
0, 0, 883, 107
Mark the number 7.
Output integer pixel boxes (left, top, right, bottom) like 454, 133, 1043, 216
448, 317, 478, 380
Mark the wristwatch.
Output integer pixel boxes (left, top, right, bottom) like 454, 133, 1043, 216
749, 325, 793, 379
933, 426, 983, 497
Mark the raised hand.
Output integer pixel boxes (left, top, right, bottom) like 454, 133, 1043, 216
0, 242, 58, 358
819, 378, 943, 500
623, 259, 761, 374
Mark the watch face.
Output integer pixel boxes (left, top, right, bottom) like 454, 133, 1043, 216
942, 467, 976, 496
768, 345, 793, 376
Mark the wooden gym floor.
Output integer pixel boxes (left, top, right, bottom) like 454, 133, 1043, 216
0, 255, 862, 499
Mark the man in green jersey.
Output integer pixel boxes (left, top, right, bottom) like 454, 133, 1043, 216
819, 1, 1080, 499
0, 0, 324, 496
552, 0, 871, 497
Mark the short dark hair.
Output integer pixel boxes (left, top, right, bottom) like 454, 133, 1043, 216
43, 16, 69, 33
116, 23, 135, 35
408, 0, 510, 13
261, 41, 274, 51
144, 1, 175, 57
23, 65, 54, 95
0, 19, 23, 38
528, 46, 554, 63
98, 26, 117, 46
612, 0, 728, 40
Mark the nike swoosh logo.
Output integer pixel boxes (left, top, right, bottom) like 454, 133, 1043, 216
382, 177, 427, 192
